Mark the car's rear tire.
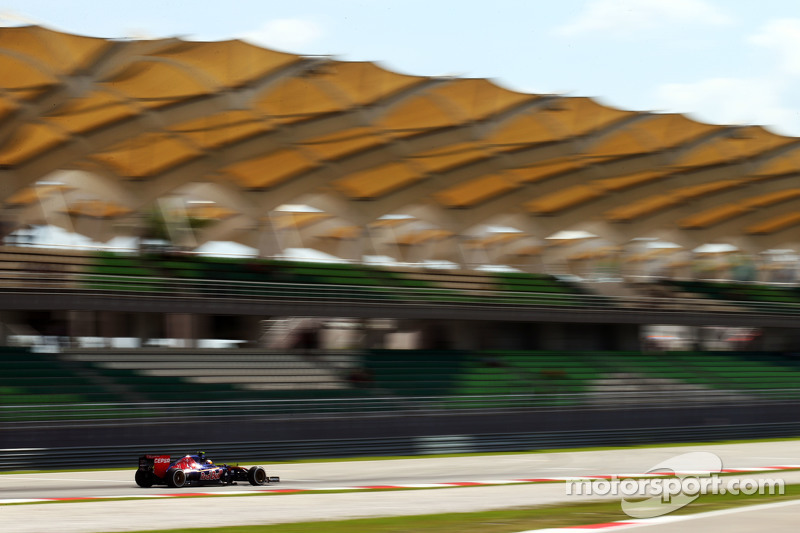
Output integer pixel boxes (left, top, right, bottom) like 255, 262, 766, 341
166, 469, 186, 488
135, 469, 154, 488
247, 466, 267, 486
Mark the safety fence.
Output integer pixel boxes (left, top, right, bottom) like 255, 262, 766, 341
3, 421, 800, 471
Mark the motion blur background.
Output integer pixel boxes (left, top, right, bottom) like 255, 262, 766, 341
2, 0, 800, 469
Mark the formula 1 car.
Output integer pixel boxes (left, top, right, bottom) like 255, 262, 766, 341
135, 452, 280, 488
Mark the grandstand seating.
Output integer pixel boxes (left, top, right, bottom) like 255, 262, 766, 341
5, 244, 800, 445
446, 350, 800, 404
660, 279, 800, 312
0, 246, 89, 289
0, 246, 598, 308
360, 350, 466, 397
4, 345, 799, 409
2, 247, 800, 408
0, 346, 122, 405
60, 349, 360, 401
8, 246, 800, 322
667, 352, 800, 391
446, 351, 603, 407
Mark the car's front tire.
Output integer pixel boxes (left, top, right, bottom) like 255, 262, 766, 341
247, 466, 267, 486
135, 469, 154, 488
166, 469, 186, 488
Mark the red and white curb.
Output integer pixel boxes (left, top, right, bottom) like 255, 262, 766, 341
3, 464, 798, 505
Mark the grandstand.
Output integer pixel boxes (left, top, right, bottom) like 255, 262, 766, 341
4, 344, 800, 407
1, 26, 800, 464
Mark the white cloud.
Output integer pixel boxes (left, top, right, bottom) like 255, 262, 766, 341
749, 18, 800, 76
555, 0, 731, 38
0, 10, 39, 26
653, 77, 799, 135
239, 18, 323, 52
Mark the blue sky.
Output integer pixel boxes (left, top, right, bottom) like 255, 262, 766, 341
4, 0, 800, 135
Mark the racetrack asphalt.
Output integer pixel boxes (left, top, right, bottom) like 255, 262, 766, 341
3, 440, 799, 533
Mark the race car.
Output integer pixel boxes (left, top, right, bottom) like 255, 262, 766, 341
135, 451, 280, 488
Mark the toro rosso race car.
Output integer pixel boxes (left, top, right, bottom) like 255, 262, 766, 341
136, 452, 280, 488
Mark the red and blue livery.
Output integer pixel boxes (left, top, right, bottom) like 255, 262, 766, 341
135, 451, 279, 488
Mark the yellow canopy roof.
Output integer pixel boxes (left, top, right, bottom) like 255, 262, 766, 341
2, 25, 799, 259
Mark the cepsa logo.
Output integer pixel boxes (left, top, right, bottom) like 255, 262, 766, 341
154, 457, 170, 465
200, 470, 221, 481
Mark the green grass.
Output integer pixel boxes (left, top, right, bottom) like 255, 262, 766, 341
116, 483, 800, 533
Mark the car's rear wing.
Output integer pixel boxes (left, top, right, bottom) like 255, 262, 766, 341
139, 454, 171, 478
